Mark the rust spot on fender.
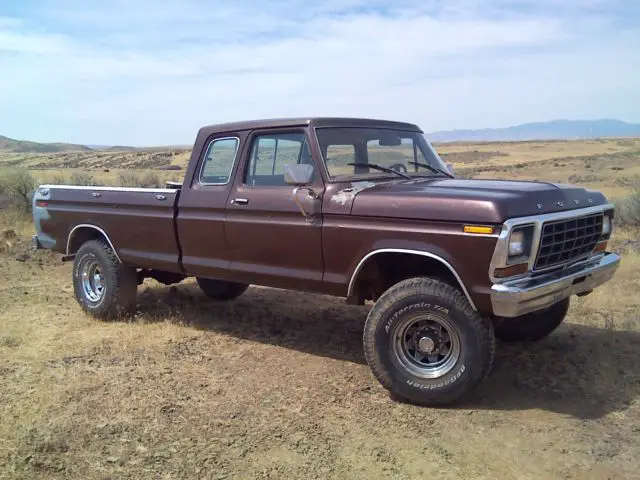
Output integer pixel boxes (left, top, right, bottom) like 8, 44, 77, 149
331, 181, 377, 205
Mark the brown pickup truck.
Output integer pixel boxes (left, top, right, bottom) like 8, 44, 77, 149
32, 117, 620, 405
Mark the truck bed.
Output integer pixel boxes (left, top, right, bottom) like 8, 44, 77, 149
33, 185, 183, 272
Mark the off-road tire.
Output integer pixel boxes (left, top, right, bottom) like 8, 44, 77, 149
72, 240, 138, 319
363, 277, 495, 406
494, 297, 570, 342
196, 278, 249, 301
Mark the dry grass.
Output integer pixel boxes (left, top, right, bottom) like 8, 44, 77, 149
3, 136, 639, 198
437, 138, 640, 200
1, 138, 639, 479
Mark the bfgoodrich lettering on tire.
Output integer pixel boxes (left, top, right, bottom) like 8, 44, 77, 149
363, 277, 495, 406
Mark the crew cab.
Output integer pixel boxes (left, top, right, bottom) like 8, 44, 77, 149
32, 117, 621, 405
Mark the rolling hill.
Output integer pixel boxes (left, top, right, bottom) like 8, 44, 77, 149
426, 119, 640, 142
0, 135, 93, 153
3, 119, 640, 153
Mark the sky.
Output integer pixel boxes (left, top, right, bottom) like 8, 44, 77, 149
1, 0, 639, 146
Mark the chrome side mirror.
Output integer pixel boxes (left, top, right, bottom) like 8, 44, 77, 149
284, 164, 314, 185
285, 164, 319, 222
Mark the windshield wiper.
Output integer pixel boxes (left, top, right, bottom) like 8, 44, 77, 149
347, 162, 412, 180
407, 161, 454, 179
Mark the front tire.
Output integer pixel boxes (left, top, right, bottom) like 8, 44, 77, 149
363, 277, 495, 406
494, 297, 570, 342
72, 240, 137, 319
196, 277, 249, 301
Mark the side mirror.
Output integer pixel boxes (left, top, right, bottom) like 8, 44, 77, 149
286, 164, 318, 222
284, 164, 314, 186
446, 163, 454, 176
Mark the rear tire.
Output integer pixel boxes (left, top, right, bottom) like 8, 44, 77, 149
196, 277, 249, 301
363, 277, 495, 406
494, 297, 570, 342
72, 240, 137, 319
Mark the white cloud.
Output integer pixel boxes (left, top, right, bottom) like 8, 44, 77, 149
0, 1, 638, 145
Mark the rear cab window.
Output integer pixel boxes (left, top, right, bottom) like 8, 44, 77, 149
199, 137, 240, 185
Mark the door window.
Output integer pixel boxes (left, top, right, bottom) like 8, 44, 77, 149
245, 133, 314, 186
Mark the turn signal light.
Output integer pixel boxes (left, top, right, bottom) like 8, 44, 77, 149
594, 241, 608, 253
494, 263, 528, 278
464, 225, 494, 234
35, 200, 49, 208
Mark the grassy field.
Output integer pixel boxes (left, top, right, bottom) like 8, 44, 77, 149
1, 139, 639, 479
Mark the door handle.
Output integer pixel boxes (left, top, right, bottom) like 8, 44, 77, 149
232, 198, 249, 205
155, 194, 167, 201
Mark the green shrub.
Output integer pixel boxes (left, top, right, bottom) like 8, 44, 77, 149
0, 169, 37, 213
117, 171, 163, 188
117, 172, 140, 188
50, 174, 67, 185
614, 188, 640, 227
69, 171, 98, 186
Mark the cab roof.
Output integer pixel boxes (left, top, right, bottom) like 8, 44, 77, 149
198, 117, 422, 137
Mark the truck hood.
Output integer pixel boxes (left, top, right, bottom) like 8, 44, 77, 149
347, 178, 609, 223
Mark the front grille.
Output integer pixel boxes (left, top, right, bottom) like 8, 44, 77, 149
534, 213, 603, 270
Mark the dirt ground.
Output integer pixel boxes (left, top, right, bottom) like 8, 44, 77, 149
1, 139, 639, 479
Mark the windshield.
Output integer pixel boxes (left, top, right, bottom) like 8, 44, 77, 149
315, 127, 450, 180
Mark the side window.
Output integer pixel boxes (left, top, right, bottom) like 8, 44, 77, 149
199, 137, 239, 184
245, 133, 313, 187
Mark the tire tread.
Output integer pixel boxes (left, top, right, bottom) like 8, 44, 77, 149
363, 277, 495, 405
73, 239, 137, 319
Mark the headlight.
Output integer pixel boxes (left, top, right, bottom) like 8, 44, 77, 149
602, 215, 611, 235
508, 230, 525, 256
507, 225, 534, 260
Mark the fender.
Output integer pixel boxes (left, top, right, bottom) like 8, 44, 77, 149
347, 248, 477, 310
66, 224, 122, 263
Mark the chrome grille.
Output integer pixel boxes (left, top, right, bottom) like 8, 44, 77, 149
534, 213, 603, 270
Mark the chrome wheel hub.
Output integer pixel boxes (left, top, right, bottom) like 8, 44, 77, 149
392, 313, 461, 379
417, 336, 436, 354
80, 259, 105, 303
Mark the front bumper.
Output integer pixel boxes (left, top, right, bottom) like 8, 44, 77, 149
490, 252, 620, 318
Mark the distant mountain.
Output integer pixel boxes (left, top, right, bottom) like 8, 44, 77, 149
0, 135, 93, 153
85, 144, 112, 150
426, 119, 640, 142
105, 145, 139, 152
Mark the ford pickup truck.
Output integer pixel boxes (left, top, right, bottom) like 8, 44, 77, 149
32, 117, 620, 405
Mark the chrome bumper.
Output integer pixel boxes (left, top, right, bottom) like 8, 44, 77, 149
490, 252, 620, 318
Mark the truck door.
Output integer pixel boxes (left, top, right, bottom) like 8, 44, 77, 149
225, 128, 325, 291
177, 131, 246, 279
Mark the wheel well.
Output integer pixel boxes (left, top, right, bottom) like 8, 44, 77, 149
67, 226, 116, 258
348, 252, 468, 305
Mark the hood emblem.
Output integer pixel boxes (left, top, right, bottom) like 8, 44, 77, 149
556, 201, 564, 207
536, 203, 543, 210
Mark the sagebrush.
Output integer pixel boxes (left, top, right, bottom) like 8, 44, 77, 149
0, 169, 37, 213
117, 171, 163, 188
614, 187, 640, 227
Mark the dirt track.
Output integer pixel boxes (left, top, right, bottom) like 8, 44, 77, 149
1, 242, 639, 479
2, 137, 640, 478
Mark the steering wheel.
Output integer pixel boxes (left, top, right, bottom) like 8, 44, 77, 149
389, 163, 408, 173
